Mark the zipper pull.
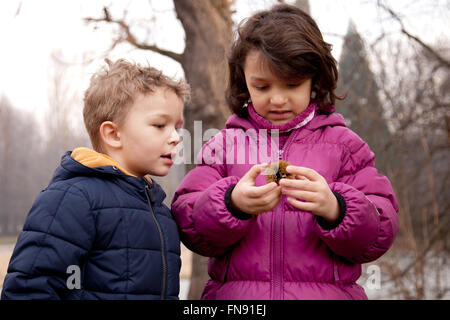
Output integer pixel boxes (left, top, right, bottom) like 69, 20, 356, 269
145, 184, 155, 204
278, 149, 284, 160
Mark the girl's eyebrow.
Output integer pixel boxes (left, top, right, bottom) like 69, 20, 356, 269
249, 76, 268, 81
250, 75, 306, 83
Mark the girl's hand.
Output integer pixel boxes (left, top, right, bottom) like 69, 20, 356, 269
279, 166, 339, 223
231, 164, 282, 215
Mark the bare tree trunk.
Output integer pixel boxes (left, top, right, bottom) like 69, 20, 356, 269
173, 0, 233, 300
294, 0, 310, 14
419, 125, 442, 297
86, 0, 233, 300
174, 0, 232, 132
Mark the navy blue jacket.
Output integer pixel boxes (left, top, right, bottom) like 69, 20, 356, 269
1, 151, 181, 300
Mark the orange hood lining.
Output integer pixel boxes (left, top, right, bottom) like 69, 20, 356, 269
71, 147, 152, 183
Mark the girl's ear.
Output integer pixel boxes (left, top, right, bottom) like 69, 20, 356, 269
99, 121, 122, 149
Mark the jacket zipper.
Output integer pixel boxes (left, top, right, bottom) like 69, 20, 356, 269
271, 128, 302, 299
365, 196, 381, 216
272, 204, 283, 300
144, 183, 167, 300
271, 138, 288, 299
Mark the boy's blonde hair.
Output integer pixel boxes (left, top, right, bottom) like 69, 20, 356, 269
83, 59, 190, 152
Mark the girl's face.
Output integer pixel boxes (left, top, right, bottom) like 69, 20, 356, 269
243, 50, 312, 125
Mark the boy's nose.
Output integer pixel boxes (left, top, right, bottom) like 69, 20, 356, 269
169, 128, 181, 145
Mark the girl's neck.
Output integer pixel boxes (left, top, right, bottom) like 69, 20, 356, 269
247, 103, 316, 133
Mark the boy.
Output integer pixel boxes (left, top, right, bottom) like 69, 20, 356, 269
1, 59, 190, 300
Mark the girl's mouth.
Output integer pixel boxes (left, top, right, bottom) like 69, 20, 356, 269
269, 110, 292, 120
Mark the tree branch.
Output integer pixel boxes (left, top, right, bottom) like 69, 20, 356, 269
209, 0, 235, 29
377, 0, 450, 69
85, 7, 183, 63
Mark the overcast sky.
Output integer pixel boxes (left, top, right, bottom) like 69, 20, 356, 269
0, 0, 448, 119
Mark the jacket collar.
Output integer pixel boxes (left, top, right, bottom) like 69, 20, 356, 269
226, 104, 346, 132
246, 103, 316, 133
70, 147, 152, 184
48, 149, 167, 204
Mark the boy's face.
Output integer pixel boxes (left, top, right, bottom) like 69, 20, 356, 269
117, 88, 184, 177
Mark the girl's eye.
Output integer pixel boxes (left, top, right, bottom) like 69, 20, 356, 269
255, 85, 268, 91
287, 83, 300, 88
154, 124, 165, 129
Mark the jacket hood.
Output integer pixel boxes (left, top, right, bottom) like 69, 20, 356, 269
226, 104, 347, 132
71, 147, 136, 175
50, 148, 155, 191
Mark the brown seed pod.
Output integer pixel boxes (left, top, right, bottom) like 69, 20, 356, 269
264, 160, 293, 185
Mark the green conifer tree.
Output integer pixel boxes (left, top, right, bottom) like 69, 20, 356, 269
337, 21, 393, 174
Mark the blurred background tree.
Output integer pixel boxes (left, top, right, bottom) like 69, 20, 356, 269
360, 1, 449, 299
336, 21, 394, 176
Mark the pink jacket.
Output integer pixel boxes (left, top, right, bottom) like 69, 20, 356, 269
172, 104, 398, 300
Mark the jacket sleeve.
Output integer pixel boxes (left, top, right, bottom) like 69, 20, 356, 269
1, 184, 95, 300
171, 134, 256, 257
314, 131, 399, 263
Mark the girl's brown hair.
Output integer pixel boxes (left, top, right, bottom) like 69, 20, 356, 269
226, 3, 343, 116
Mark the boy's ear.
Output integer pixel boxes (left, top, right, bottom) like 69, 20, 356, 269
99, 121, 122, 149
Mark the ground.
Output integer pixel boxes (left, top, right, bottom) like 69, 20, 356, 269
3, 236, 446, 299
0, 237, 16, 291
0, 237, 192, 299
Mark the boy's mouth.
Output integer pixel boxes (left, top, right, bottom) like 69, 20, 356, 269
161, 153, 173, 160
161, 152, 176, 165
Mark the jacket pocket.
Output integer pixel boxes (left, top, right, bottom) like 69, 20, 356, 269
331, 253, 354, 299
331, 252, 340, 282
208, 253, 232, 283
223, 251, 233, 283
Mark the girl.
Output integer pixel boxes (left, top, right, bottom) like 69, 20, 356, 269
172, 4, 398, 300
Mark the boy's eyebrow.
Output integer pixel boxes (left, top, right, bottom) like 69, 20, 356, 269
150, 113, 184, 125
150, 113, 171, 118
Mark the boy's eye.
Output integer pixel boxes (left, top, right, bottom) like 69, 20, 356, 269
287, 83, 300, 88
154, 124, 165, 129
255, 85, 268, 91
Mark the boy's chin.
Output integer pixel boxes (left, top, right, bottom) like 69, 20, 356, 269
147, 167, 171, 177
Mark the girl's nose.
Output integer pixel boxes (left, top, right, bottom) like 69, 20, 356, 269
270, 94, 287, 106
